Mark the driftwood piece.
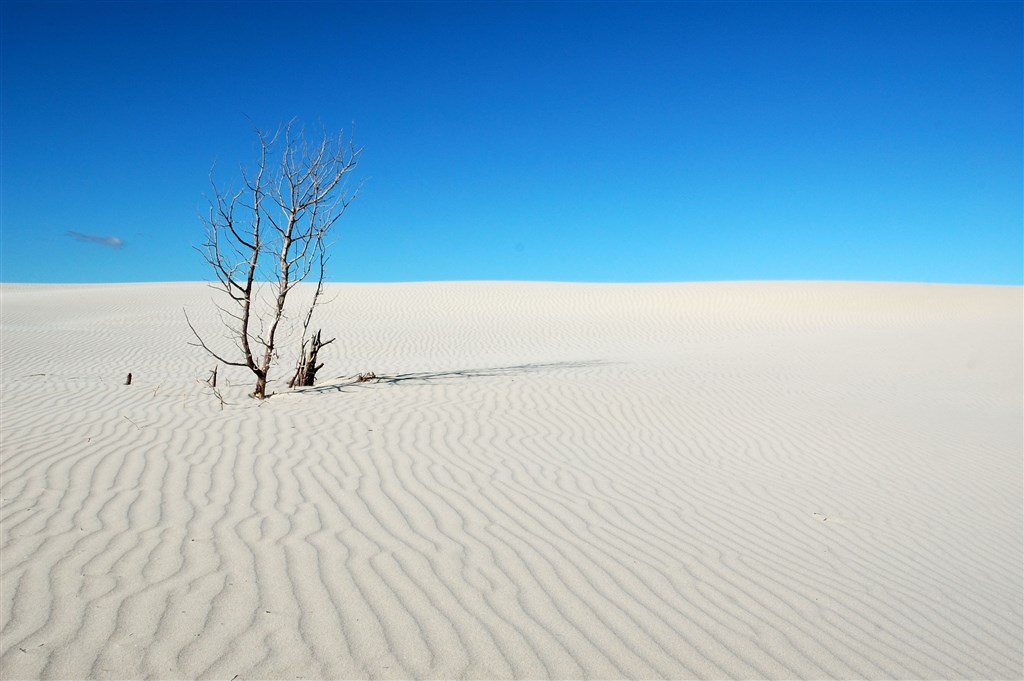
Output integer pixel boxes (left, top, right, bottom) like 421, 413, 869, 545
125, 372, 132, 386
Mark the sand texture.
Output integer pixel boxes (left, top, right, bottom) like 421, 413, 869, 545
1, 281, 1021, 680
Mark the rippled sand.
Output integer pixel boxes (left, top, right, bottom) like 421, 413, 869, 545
1, 281, 1021, 679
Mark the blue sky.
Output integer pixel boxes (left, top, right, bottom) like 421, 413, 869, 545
2, 1, 1021, 284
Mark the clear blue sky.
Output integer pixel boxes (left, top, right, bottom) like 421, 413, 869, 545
2, 1, 1021, 284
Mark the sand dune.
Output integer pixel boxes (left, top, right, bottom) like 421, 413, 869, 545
1, 281, 1021, 680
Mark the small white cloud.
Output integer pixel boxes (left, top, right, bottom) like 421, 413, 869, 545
66, 231, 125, 249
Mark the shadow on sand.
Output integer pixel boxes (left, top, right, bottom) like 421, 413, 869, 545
294, 360, 607, 395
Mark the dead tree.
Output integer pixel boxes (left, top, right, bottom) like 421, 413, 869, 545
288, 245, 336, 388
289, 329, 334, 387
187, 121, 361, 399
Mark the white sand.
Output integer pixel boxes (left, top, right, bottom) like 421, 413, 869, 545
1, 281, 1021, 680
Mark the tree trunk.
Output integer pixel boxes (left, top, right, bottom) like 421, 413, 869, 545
289, 329, 333, 388
253, 373, 268, 400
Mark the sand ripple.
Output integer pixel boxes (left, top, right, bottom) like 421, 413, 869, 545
1, 282, 1021, 679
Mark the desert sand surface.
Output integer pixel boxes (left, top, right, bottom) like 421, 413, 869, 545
1, 281, 1021, 680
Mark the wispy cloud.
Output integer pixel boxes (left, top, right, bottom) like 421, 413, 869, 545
66, 231, 125, 249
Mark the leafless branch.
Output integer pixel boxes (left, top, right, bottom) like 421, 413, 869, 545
189, 120, 360, 399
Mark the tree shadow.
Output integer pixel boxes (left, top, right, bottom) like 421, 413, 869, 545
294, 359, 608, 395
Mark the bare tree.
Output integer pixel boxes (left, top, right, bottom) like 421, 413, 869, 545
187, 121, 361, 399
288, 246, 335, 388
